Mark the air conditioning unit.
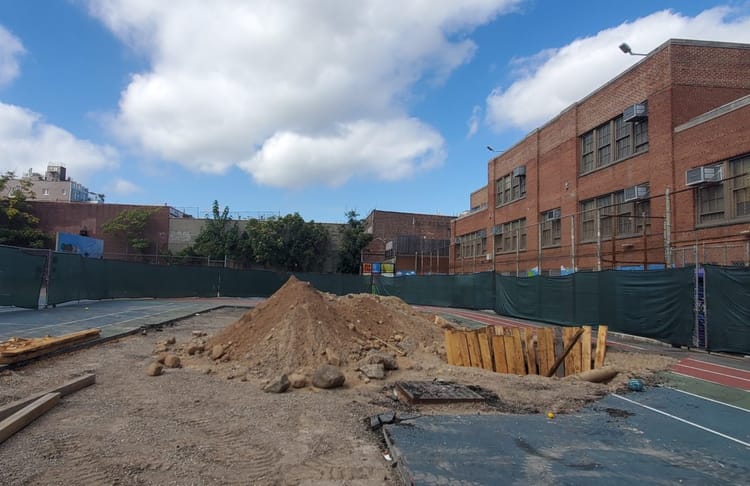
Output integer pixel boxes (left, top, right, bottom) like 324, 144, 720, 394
623, 103, 648, 123
485, 253, 492, 261
545, 208, 561, 220
623, 184, 649, 202
512, 166, 526, 178
686, 166, 723, 186
492, 225, 503, 235
454, 237, 461, 245
478, 229, 487, 238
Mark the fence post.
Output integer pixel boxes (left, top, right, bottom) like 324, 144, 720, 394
664, 187, 672, 268
570, 214, 576, 271
596, 209, 602, 271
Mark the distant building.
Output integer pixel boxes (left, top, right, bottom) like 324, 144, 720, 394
1, 164, 102, 203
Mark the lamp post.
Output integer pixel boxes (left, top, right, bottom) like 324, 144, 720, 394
618, 43, 647, 56
486, 145, 505, 153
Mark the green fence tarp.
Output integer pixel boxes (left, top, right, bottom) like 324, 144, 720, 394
704, 265, 750, 354
0, 246, 45, 308
374, 272, 495, 310
495, 268, 694, 346
220, 268, 287, 298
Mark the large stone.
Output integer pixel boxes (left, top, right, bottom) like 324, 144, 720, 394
163, 354, 181, 368
187, 343, 204, 355
325, 347, 341, 367
165, 336, 176, 345
359, 363, 385, 380
358, 352, 398, 371
264, 374, 290, 393
311, 365, 345, 389
288, 373, 308, 388
210, 344, 225, 360
146, 362, 163, 377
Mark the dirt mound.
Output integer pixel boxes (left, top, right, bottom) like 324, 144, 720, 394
207, 276, 443, 378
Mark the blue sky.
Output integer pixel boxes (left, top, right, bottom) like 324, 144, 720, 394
1, 1, 749, 223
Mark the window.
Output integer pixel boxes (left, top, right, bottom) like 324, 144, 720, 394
42, 188, 49, 196
580, 109, 648, 174
495, 218, 527, 253
457, 231, 486, 259
495, 168, 526, 206
696, 155, 750, 224
541, 209, 561, 248
580, 189, 649, 242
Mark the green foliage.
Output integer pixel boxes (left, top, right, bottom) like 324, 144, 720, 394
184, 200, 245, 261
102, 207, 159, 254
0, 171, 51, 248
337, 210, 373, 274
245, 213, 330, 272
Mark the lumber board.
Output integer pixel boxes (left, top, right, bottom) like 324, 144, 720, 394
546, 328, 584, 377
594, 325, 609, 369
0, 393, 60, 444
507, 329, 526, 375
443, 330, 457, 365
493, 326, 505, 336
581, 326, 592, 372
477, 330, 494, 370
456, 331, 471, 368
465, 331, 483, 368
0, 329, 101, 357
562, 327, 583, 377
536, 328, 555, 377
524, 329, 538, 375
0, 373, 96, 421
491, 335, 509, 374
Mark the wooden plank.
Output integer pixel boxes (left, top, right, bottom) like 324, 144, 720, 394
581, 326, 593, 372
0, 393, 60, 444
524, 329, 538, 375
491, 335, 509, 373
546, 328, 584, 377
562, 327, 583, 377
465, 331, 483, 368
536, 328, 555, 377
0, 329, 101, 358
444, 330, 457, 365
493, 325, 505, 336
507, 329, 526, 375
477, 331, 494, 371
0, 373, 96, 422
594, 325, 609, 369
456, 331, 471, 368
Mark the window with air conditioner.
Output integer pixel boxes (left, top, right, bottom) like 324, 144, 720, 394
580, 189, 649, 242
494, 218, 527, 254
541, 208, 561, 248
695, 154, 750, 225
580, 110, 649, 175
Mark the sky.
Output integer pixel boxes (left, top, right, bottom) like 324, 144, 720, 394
0, 1, 749, 223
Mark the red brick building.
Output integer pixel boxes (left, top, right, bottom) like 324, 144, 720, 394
451, 39, 750, 275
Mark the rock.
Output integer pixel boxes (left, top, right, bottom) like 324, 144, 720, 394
346, 322, 356, 331
154, 343, 168, 353
155, 352, 168, 364
263, 374, 290, 393
146, 362, 163, 376
393, 334, 404, 342
312, 365, 345, 389
165, 336, 176, 345
163, 354, 181, 368
325, 348, 341, 367
191, 330, 205, 337
358, 352, 398, 371
359, 363, 385, 380
397, 356, 416, 370
187, 343, 204, 355
288, 373, 307, 388
210, 344, 225, 360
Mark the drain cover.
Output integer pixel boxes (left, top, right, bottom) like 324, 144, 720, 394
394, 381, 486, 404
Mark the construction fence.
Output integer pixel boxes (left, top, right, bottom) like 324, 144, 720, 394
0, 246, 748, 354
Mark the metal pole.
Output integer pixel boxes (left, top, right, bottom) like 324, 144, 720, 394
537, 221, 542, 274
596, 209, 601, 271
515, 229, 520, 276
664, 187, 672, 267
570, 214, 576, 271
746, 240, 749, 267
642, 211, 647, 269
611, 213, 617, 270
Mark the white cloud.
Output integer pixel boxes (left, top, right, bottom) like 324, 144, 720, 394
84, 0, 519, 187
486, 7, 750, 131
0, 25, 24, 88
0, 103, 118, 177
466, 105, 482, 138
109, 178, 141, 195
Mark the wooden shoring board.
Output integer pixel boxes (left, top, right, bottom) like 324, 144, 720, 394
524, 329, 538, 375
506, 329, 526, 375
562, 327, 583, 377
491, 334, 509, 373
581, 326, 593, 372
444, 330, 458, 365
536, 328, 555, 377
465, 331, 483, 368
456, 330, 471, 368
594, 325, 609, 369
477, 329, 494, 371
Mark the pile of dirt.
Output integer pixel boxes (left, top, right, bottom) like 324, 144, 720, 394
207, 276, 443, 378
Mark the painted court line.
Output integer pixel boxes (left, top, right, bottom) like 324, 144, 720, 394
669, 371, 750, 393
666, 386, 750, 413
672, 364, 750, 390
612, 393, 750, 448
673, 364, 750, 383
681, 358, 750, 377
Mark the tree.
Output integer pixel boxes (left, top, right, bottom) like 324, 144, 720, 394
245, 213, 330, 272
337, 210, 372, 274
0, 171, 51, 248
184, 200, 244, 261
102, 207, 158, 256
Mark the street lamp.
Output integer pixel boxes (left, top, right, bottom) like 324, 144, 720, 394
486, 145, 505, 153
619, 43, 647, 57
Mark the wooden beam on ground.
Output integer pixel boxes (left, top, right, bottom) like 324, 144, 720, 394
536, 328, 555, 377
545, 328, 584, 377
491, 334, 509, 374
477, 330, 494, 371
0, 373, 96, 422
0, 393, 60, 444
524, 329, 538, 375
0, 329, 101, 364
594, 325, 609, 368
562, 327, 583, 377
465, 331, 483, 368
581, 326, 592, 372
